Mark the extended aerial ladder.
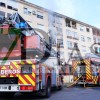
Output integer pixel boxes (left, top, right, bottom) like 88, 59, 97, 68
66, 43, 100, 87
0, 13, 52, 60
65, 43, 85, 87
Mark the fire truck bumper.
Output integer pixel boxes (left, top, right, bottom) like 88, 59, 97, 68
0, 84, 34, 92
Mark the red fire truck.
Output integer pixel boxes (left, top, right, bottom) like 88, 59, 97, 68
0, 13, 63, 98
72, 57, 100, 86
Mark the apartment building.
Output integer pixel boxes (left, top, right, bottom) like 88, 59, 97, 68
0, 0, 99, 73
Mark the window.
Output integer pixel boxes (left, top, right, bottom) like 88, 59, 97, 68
94, 37, 96, 43
28, 8, 32, 15
73, 32, 78, 39
57, 39, 63, 46
98, 39, 100, 43
37, 15, 43, 19
7, 5, 12, 9
24, 7, 28, 14
96, 30, 100, 36
72, 21, 77, 29
66, 30, 78, 39
86, 28, 90, 32
28, 11, 31, 15
55, 16, 62, 24
98, 48, 100, 53
82, 46, 86, 52
0, 11, 5, 24
12, 7, 18, 11
0, 2, 6, 7
80, 28, 84, 31
66, 30, 72, 37
56, 27, 62, 33
32, 11, 36, 15
95, 47, 98, 53
87, 37, 91, 42
0, 11, 5, 17
81, 35, 85, 42
66, 18, 71, 27
81, 36, 85, 42
7, 5, 18, 11
67, 41, 73, 49
37, 11, 44, 19
80, 25, 84, 32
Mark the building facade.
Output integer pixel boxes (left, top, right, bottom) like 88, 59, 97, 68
92, 27, 100, 54
0, 0, 100, 74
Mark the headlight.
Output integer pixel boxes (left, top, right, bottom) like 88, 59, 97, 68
21, 65, 32, 74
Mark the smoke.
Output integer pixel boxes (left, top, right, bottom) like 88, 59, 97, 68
51, 0, 76, 18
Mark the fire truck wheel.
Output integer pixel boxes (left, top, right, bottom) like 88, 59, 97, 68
97, 80, 99, 86
45, 79, 51, 98
0, 92, 14, 98
58, 81, 63, 90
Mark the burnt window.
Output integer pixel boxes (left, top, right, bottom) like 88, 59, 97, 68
66, 18, 71, 27
0, 2, 6, 7
7, 5, 12, 9
72, 21, 77, 29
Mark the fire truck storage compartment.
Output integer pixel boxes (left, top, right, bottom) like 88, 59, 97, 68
23, 35, 44, 52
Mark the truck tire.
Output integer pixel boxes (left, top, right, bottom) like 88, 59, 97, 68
97, 80, 99, 86
45, 79, 51, 98
58, 81, 63, 90
0, 92, 14, 98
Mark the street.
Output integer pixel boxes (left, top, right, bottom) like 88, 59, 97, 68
1, 87, 100, 100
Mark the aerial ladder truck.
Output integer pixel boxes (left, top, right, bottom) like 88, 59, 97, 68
0, 13, 63, 98
68, 43, 100, 86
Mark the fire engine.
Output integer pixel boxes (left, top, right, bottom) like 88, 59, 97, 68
0, 13, 63, 98
72, 57, 100, 86
71, 44, 100, 86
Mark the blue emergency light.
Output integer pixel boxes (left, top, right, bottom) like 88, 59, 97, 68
19, 22, 27, 28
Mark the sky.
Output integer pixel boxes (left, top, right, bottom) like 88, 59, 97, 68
26, 0, 100, 28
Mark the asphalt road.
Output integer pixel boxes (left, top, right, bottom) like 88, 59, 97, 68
1, 87, 100, 100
